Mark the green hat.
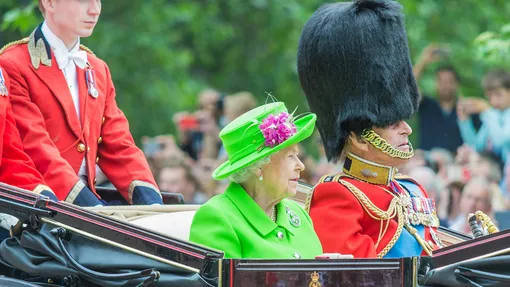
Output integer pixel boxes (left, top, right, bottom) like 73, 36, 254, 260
213, 102, 316, 180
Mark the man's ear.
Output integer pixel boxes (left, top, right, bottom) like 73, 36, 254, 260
348, 132, 368, 152
41, 0, 55, 13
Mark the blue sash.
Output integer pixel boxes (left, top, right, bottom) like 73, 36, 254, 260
383, 179, 425, 258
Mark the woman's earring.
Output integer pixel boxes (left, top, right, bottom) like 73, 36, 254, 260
259, 173, 263, 181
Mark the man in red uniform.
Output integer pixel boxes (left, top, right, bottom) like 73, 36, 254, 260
0, 0, 161, 206
298, 0, 443, 258
0, 66, 56, 239
0, 66, 55, 199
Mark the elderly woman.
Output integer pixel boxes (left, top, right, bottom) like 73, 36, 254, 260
189, 102, 322, 259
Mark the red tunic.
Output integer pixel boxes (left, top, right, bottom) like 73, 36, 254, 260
0, 28, 160, 204
0, 66, 53, 195
309, 175, 440, 258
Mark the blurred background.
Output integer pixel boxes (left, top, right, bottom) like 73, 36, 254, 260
1, 0, 510, 232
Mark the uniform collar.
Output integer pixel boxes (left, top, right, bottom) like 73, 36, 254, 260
342, 153, 397, 186
41, 21, 83, 70
224, 182, 295, 236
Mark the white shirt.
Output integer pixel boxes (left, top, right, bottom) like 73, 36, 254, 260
41, 22, 88, 177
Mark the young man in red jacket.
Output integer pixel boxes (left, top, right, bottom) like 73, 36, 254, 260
298, 0, 443, 258
0, 0, 161, 206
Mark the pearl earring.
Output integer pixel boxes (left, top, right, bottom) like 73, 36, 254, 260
259, 174, 263, 181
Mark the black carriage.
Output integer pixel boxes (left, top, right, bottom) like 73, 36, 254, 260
0, 183, 508, 287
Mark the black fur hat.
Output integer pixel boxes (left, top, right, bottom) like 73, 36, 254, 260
297, 0, 420, 162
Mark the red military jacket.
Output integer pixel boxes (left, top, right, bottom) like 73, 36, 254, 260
0, 66, 54, 196
308, 153, 441, 258
0, 26, 160, 204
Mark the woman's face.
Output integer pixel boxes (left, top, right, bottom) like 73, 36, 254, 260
261, 144, 305, 198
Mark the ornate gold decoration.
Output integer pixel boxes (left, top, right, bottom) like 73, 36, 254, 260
475, 211, 499, 234
307, 172, 438, 257
339, 179, 404, 258
309, 271, 322, 287
0, 38, 29, 55
361, 129, 414, 159
79, 44, 94, 55
304, 173, 335, 213
1, 33, 94, 70
343, 153, 397, 185
27, 31, 52, 69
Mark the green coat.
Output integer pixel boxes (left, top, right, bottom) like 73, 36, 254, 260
189, 182, 323, 259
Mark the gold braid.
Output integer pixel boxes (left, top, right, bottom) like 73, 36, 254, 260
361, 129, 414, 159
308, 174, 433, 257
339, 179, 403, 258
0, 38, 29, 55
0, 38, 94, 56
304, 174, 335, 213
79, 44, 94, 55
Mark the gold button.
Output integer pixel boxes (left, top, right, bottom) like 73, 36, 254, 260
97, 136, 103, 144
77, 143, 86, 152
102, 117, 105, 124
96, 157, 99, 164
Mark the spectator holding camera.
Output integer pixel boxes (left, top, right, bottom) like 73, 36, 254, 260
458, 69, 510, 166
174, 88, 224, 161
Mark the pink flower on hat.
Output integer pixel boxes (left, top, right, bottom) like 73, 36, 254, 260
259, 112, 297, 148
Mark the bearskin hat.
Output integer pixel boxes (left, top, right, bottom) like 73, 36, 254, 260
297, 0, 420, 162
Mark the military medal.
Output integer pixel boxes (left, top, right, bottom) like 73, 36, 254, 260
0, 69, 8, 97
85, 69, 99, 98
285, 206, 301, 227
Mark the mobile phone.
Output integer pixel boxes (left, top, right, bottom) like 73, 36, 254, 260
178, 115, 199, 131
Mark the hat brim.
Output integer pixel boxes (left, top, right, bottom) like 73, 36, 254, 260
212, 113, 317, 180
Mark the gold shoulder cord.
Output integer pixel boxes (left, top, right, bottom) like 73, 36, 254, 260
338, 179, 404, 258
339, 179, 434, 257
0, 38, 29, 55
0, 38, 94, 56
79, 44, 94, 55
304, 174, 337, 213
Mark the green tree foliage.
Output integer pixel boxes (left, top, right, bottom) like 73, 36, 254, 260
1, 0, 509, 147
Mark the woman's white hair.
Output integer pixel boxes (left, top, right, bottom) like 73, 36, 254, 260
228, 157, 271, 183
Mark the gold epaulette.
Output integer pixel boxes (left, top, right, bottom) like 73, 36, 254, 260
304, 173, 342, 213
0, 38, 94, 56
79, 44, 94, 55
0, 38, 29, 55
